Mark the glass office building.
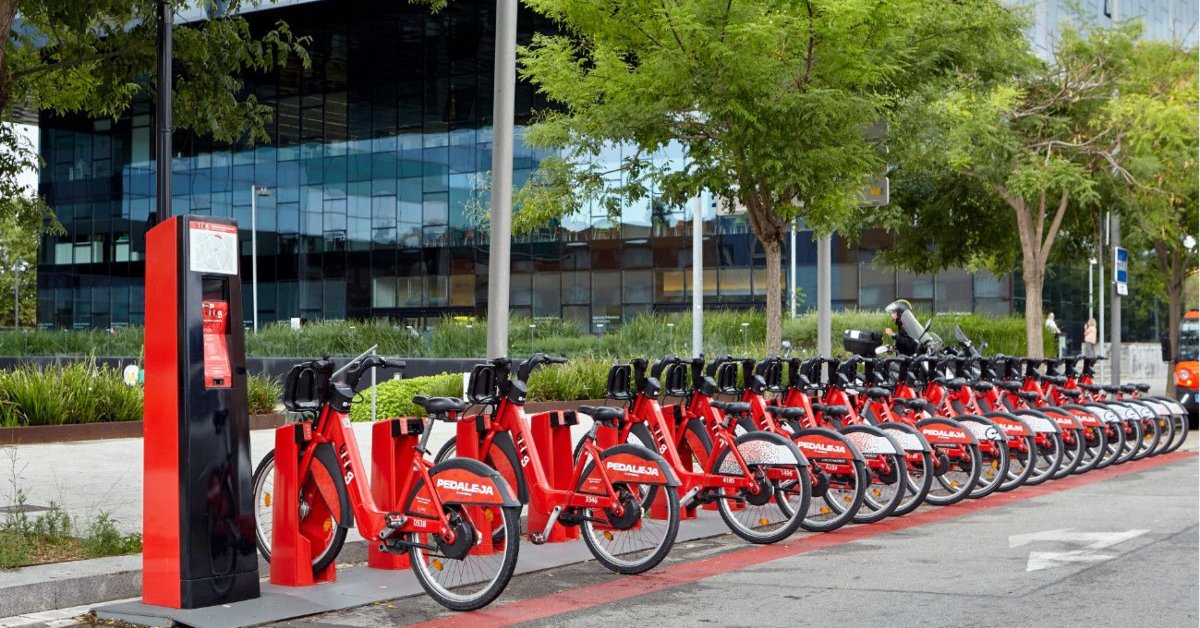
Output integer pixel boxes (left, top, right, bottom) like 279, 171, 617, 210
37, 0, 1022, 330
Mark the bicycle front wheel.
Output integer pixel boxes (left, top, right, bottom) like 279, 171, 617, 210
252, 448, 349, 573
408, 503, 520, 611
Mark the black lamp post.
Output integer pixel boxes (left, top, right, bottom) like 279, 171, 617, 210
155, 0, 172, 223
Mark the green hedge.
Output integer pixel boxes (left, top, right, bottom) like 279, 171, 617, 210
348, 373, 464, 422
0, 363, 282, 427
0, 310, 1050, 359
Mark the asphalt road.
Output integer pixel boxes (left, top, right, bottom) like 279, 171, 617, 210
270, 450, 1199, 628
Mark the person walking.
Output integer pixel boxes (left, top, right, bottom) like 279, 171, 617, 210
1082, 318, 1098, 357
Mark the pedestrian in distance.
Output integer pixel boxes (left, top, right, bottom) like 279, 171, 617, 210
1083, 318, 1098, 357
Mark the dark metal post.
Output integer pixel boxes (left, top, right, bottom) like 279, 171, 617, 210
156, 0, 173, 222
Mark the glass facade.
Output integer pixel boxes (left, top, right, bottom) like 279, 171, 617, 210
36, 0, 1016, 330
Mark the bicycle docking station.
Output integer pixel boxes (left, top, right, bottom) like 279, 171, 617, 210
527, 409, 582, 543
142, 215, 260, 608
366, 416, 425, 570
269, 422, 338, 586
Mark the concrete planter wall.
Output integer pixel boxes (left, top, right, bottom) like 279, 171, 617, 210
0, 413, 288, 445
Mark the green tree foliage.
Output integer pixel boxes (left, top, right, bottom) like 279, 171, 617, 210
885, 19, 1152, 357
511, 0, 1027, 352
1106, 39, 1198, 388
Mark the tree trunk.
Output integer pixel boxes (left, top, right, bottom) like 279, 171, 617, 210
763, 238, 783, 354
1023, 266, 1045, 359
1167, 285, 1181, 396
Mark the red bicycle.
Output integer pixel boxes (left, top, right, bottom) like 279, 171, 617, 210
251, 351, 522, 610
589, 355, 811, 544
435, 354, 682, 574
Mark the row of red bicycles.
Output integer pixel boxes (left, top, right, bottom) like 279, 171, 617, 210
248, 326, 1189, 611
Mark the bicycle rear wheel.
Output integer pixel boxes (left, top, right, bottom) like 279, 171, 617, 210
714, 443, 810, 544
407, 500, 520, 611
855, 452, 906, 523
1051, 428, 1085, 479
924, 444, 980, 506
578, 481, 680, 574
1025, 432, 1063, 485
1073, 425, 1107, 474
891, 450, 934, 516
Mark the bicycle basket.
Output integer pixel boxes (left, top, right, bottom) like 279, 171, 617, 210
715, 362, 740, 395
663, 363, 692, 397
605, 364, 633, 400
283, 363, 329, 413
466, 364, 499, 405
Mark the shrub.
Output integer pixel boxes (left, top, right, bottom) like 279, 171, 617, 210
247, 374, 282, 415
0, 360, 143, 427
526, 357, 610, 402
348, 373, 465, 422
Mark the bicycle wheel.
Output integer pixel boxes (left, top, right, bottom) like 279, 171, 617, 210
573, 424, 662, 511
1151, 412, 1175, 456
406, 488, 520, 611
1073, 424, 1107, 474
1114, 413, 1143, 464
798, 457, 866, 532
892, 450, 934, 516
1166, 411, 1189, 453
1096, 418, 1126, 468
924, 444, 980, 506
969, 437, 1009, 499
1051, 428, 1085, 479
577, 480, 680, 574
1025, 432, 1063, 485
252, 449, 349, 573
855, 452, 907, 523
712, 442, 810, 544
1130, 414, 1161, 461
998, 434, 1036, 491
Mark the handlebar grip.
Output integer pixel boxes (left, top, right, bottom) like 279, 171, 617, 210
548, 357, 569, 365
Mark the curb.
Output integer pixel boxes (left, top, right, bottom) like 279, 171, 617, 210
0, 414, 288, 445
0, 510, 551, 618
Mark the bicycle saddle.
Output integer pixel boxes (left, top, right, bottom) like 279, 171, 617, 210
1135, 383, 1150, 393
935, 377, 967, 389
1102, 385, 1121, 394
811, 403, 850, 417
710, 401, 751, 415
765, 406, 806, 419
1016, 391, 1041, 401
578, 406, 625, 426
864, 387, 892, 400
1079, 383, 1104, 393
411, 395, 466, 417
996, 381, 1023, 391
1058, 388, 1083, 398
1042, 375, 1068, 385
900, 398, 934, 412
970, 381, 995, 393
1119, 384, 1137, 394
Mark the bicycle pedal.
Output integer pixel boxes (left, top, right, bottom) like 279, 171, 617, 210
529, 532, 547, 545
385, 512, 407, 529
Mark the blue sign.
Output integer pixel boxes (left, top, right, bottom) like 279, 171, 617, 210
1114, 246, 1128, 296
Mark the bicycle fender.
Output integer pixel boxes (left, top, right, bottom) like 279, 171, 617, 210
874, 422, 932, 453
422, 458, 521, 508
955, 415, 1006, 443
1082, 403, 1123, 424
792, 427, 864, 462
723, 431, 809, 473
312, 442, 354, 528
982, 411, 1032, 438
840, 424, 901, 455
489, 431, 529, 505
1058, 405, 1105, 427
915, 418, 979, 446
1012, 409, 1062, 434
1038, 407, 1083, 432
585, 443, 681, 488
1146, 395, 1187, 416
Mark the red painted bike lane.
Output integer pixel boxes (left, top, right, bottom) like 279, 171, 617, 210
410, 450, 1196, 628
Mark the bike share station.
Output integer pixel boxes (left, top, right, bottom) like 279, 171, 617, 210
94, 215, 729, 626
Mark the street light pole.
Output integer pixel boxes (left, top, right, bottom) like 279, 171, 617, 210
251, 186, 270, 333
486, 0, 518, 359
155, 0, 173, 223
692, 194, 704, 358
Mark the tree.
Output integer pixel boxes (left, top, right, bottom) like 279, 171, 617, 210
1109, 39, 1198, 390
888, 21, 1145, 358
511, 0, 1027, 352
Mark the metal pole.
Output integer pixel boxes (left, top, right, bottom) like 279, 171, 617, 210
692, 194, 703, 358
1099, 214, 1106, 361
155, 0, 172, 222
251, 186, 259, 333
13, 269, 18, 331
486, 0, 517, 360
1088, 259, 1094, 321
817, 234, 832, 356
1110, 212, 1122, 385
789, 221, 797, 318
370, 347, 377, 422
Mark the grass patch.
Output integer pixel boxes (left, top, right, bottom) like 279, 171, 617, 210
0, 489, 141, 569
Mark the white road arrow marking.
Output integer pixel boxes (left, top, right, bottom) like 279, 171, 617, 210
1026, 551, 1115, 572
1008, 528, 1150, 572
